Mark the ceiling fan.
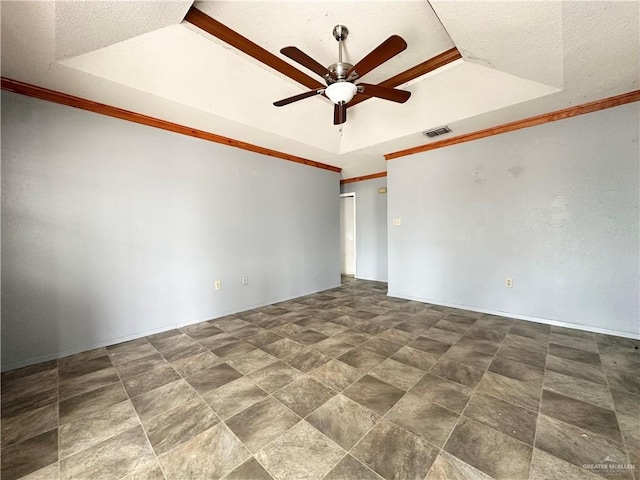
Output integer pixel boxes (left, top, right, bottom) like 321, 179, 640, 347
273, 25, 411, 125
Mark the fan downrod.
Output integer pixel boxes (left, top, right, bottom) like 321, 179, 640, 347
329, 25, 354, 81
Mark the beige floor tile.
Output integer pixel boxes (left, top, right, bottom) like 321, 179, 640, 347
426, 451, 493, 480
131, 378, 198, 420
225, 398, 300, 452
274, 377, 336, 417
352, 419, 439, 480
307, 394, 379, 450
143, 398, 219, 456
59, 400, 139, 458
159, 423, 250, 480
256, 421, 344, 480
203, 376, 269, 419
386, 393, 459, 447
444, 417, 532, 480
369, 358, 425, 391
1, 402, 58, 447
0, 429, 58, 480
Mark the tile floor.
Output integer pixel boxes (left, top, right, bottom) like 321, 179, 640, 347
1, 277, 638, 480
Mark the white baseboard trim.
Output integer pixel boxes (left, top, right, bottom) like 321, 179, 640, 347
1, 282, 342, 372
0, 325, 177, 372
388, 291, 640, 340
355, 275, 388, 283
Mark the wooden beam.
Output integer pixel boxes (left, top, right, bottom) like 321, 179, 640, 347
347, 47, 462, 108
385, 90, 640, 161
340, 171, 387, 184
1, 78, 341, 173
184, 7, 325, 91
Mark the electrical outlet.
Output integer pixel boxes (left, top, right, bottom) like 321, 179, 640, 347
393, 218, 401, 226
505, 278, 513, 288
242, 276, 248, 285
215, 280, 221, 290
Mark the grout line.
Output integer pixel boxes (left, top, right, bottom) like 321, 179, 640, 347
152, 322, 267, 478
528, 323, 552, 479
56, 357, 61, 480
172, 323, 307, 477
596, 339, 636, 470
427, 337, 506, 477
111, 354, 169, 480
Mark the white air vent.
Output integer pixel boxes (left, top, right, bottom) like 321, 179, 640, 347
423, 126, 452, 138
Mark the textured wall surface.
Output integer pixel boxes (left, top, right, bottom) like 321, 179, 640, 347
1, 92, 340, 369
341, 177, 388, 282
388, 103, 639, 337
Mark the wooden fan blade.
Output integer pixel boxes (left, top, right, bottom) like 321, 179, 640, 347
357, 83, 411, 103
185, 7, 323, 91
334, 103, 347, 125
347, 35, 407, 80
274, 89, 324, 107
281, 47, 330, 79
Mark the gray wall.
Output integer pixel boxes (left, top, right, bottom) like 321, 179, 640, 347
388, 103, 640, 337
1, 91, 341, 370
341, 177, 388, 282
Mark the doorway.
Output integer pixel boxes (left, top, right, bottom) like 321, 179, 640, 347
340, 193, 356, 276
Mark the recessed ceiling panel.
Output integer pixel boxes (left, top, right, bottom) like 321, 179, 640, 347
341, 62, 561, 154
61, 24, 343, 154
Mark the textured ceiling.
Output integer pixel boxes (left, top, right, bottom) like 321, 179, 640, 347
1, 1, 638, 178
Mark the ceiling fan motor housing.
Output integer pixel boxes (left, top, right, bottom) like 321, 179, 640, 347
328, 62, 353, 81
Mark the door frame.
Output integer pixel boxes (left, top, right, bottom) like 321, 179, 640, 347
340, 192, 356, 277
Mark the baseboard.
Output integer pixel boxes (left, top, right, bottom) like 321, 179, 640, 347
0, 325, 178, 372
1, 282, 342, 372
388, 291, 640, 340
175, 282, 341, 329
355, 275, 388, 283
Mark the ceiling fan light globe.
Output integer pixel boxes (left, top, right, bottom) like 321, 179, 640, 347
325, 82, 357, 105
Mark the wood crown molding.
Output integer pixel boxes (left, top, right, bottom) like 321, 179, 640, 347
385, 90, 640, 161
1, 78, 341, 173
340, 171, 387, 184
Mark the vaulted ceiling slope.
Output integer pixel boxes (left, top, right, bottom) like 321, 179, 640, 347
1, 1, 638, 178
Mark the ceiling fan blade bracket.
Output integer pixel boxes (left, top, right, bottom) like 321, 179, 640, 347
346, 72, 360, 83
